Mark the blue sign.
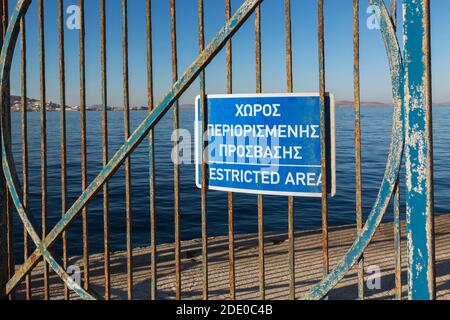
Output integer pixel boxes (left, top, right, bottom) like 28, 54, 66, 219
195, 93, 336, 197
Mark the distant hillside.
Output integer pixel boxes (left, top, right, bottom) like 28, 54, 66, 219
184, 100, 393, 108
9, 95, 146, 112
337, 100, 450, 107
9, 95, 450, 111
433, 101, 450, 106
336, 100, 391, 107
181, 101, 392, 108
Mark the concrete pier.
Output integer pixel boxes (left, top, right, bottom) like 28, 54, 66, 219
12, 214, 450, 300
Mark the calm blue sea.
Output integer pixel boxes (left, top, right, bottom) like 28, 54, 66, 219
8, 106, 450, 258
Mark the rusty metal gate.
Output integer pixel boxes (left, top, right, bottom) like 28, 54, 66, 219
0, 0, 434, 300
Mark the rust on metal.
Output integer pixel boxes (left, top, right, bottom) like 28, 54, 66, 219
38, 0, 49, 300
284, 0, 296, 301
58, 0, 69, 301
391, 0, 397, 30
79, 0, 90, 292
146, 0, 157, 301
318, 0, 329, 282
170, 0, 182, 300
2, 0, 14, 300
225, 0, 236, 301
404, 0, 435, 300
122, 0, 134, 300
198, 0, 209, 301
100, 0, 111, 300
20, 13, 31, 301
390, 0, 401, 301
255, 4, 265, 301
353, 0, 364, 300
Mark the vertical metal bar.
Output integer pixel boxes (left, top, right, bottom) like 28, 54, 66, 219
79, 0, 89, 292
58, 0, 69, 301
225, 0, 236, 301
170, 0, 181, 300
353, 0, 364, 300
391, 0, 402, 301
318, 0, 329, 281
20, 14, 31, 301
391, 0, 397, 27
255, 5, 265, 300
2, 0, 14, 300
403, 0, 435, 300
100, 0, 110, 300
198, 0, 208, 301
394, 181, 402, 300
38, 0, 50, 300
146, 0, 157, 301
0, 1, 6, 300
1, 3, 6, 55
122, 0, 133, 300
284, 0, 295, 301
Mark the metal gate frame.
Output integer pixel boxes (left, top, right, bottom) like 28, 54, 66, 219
0, 0, 434, 300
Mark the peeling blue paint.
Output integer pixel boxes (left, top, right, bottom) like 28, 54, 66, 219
403, 0, 435, 300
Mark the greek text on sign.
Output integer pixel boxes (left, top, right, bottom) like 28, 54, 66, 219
195, 93, 336, 197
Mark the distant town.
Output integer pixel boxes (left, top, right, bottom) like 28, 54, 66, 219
9, 95, 148, 112
9, 95, 450, 112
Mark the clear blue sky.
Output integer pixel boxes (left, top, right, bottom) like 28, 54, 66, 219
7, 0, 450, 106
